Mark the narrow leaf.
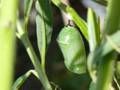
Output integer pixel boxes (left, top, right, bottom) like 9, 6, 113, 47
12, 70, 38, 90
35, 0, 53, 67
66, 6, 88, 41
92, 0, 107, 6
103, 0, 120, 35
36, 0, 53, 45
24, 0, 33, 27
24, 0, 33, 17
87, 8, 101, 52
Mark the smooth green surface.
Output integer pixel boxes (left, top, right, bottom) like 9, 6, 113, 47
0, 30, 15, 90
57, 26, 86, 74
0, 0, 18, 90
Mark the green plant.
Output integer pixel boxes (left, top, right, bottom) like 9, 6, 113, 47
0, 0, 120, 90
0, 0, 18, 90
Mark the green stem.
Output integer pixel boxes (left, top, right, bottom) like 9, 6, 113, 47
0, 0, 18, 90
17, 21, 52, 90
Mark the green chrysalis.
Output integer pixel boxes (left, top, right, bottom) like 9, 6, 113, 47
57, 26, 86, 74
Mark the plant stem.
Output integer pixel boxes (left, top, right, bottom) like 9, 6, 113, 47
0, 0, 18, 90
17, 21, 52, 90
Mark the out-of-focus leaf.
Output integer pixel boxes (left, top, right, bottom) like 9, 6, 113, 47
24, 0, 33, 27
116, 61, 120, 79
88, 30, 120, 64
52, 0, 66, 12
24, 0, 33, 17
89, 81, 96, 90
0, 0, 18, 90
87, 30, 120, 82
57, 26, 86, 74
103, 0, 120, 35
87, 8, 100, 52
92, 0, 107, 6
12, 70, 38, 90
96, 52, 117, 90
114, 76, 120, 90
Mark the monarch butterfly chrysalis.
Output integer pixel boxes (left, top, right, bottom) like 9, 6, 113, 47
57, 25, 86, 74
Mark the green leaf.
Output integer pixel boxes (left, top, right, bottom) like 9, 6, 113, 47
24, 0, 33, 27
51, 0, 66, 12
87, 30, 120, 82
24, 0, 33, 17
88, 30, 120, 63
114, 76, 120, 90
89, 81, 96, 90
87, 8, 101, 52
103, 0, 120, 35
35, 0, 53, 68
36, 0, 53, 45
66, 6, 88, 41
116, 61, 120, 79
96, 52, 117, 90
92, 0, 107, 6
12, 70, 39, 90
57, 26, 86, 74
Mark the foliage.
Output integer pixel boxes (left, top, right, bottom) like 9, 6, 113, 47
0, 0, 120, 90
